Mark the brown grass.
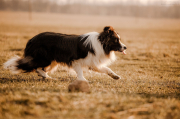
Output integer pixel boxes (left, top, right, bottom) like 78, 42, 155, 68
0, 11, 180, 119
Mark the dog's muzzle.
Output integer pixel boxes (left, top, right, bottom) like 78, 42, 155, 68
119, 45, 127, 55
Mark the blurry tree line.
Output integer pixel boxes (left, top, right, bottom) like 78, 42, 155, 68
0, 0, 180, 18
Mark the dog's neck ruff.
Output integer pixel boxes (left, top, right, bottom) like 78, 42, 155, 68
78, 32, 116, 68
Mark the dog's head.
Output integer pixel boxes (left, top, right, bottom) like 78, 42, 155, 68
99, 26, 127, 55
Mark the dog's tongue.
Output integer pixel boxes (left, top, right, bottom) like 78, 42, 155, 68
122, 50, 126, 55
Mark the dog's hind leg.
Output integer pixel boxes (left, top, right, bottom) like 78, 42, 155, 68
90, 66, 121, 80
37, 61, 58, 80
44, 61, 58, 73
36, 68, 52, 79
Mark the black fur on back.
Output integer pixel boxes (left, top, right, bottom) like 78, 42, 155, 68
18, 32, 95, 72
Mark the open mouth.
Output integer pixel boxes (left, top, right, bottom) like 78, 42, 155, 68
119, 48, 126, 55
122, 50, 126, 55
114, 47, 126, 55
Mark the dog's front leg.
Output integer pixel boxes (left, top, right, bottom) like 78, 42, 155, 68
72, 63, 87, 81
91, 66, 120, 80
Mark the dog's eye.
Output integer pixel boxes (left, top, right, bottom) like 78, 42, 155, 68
115, 39, 118, 43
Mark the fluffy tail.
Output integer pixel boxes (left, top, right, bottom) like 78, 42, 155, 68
3, 56, 35, 74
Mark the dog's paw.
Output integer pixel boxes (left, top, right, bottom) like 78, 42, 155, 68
41, 76, 57, 80
112, 75, 121, 80
109, 73, 121, 80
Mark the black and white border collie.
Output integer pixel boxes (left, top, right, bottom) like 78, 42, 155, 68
4, 26, 126, 81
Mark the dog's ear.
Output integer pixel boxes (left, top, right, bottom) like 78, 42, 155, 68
99, 26, 114, 44
103, 26, 113, 34
104, 26, 110, 32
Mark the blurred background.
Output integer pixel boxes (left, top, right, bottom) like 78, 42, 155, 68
0, 0, 180, 18
0, 1, 180, 119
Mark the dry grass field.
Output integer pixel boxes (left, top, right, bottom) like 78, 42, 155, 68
0, 11, 180, 119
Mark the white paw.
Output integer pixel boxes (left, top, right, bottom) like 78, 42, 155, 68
108, 73, 121, 80
112, 75, 121, 80
77, 77, 88, 82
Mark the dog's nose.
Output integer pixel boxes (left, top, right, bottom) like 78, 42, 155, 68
124, 46, 127, 50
